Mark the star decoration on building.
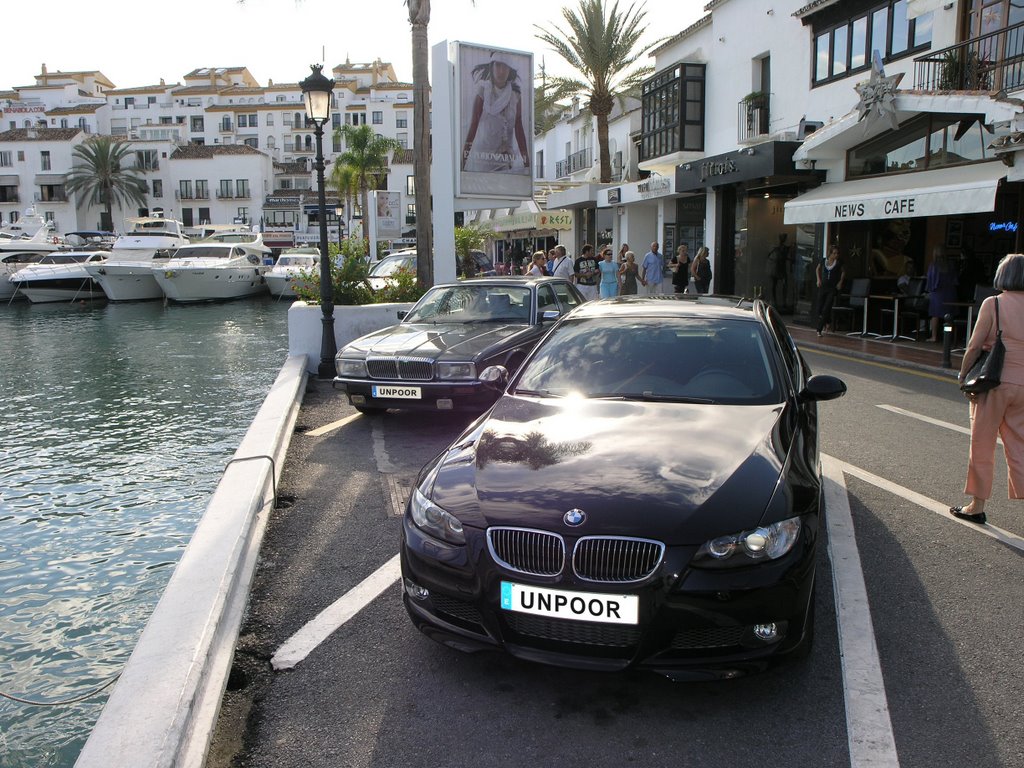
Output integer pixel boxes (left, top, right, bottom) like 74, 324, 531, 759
854, 55, 903, 133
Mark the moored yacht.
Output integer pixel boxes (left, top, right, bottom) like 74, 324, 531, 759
264, 246, 320, 298
10, 250, 108, 303
0, 252, 44, 300
84, 216, 189, 301
152, 232, 272, 302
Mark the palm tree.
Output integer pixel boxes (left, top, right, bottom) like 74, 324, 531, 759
328, 161, 359, 240
332, 124, 402, 254
407, 0, 434, 288
63, 136, 149, 231
535, 0, 660, 183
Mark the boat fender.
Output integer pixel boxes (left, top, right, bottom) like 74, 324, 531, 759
52, 236, 60, 244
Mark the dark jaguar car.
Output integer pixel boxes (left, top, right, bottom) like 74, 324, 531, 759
333, 277, 584, 413
400, 295, 846, 679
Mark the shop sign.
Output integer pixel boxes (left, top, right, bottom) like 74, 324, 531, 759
491, 210, 573, 232
699, 159, 737, 183
3, 104, 46, 114
265, 196, 297, 206
637, 176, 672, 198
607, 188, 621, 204
989, 221, 1019, 232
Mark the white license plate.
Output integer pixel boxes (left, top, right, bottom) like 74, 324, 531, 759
500, 581, 638, 625
371, 385, 421, 399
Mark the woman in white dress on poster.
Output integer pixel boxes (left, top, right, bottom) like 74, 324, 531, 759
461, 51, 530, 174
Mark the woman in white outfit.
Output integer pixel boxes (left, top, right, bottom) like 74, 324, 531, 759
461, 51, 530, 174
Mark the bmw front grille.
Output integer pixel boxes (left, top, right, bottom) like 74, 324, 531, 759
487, 528, 664, 583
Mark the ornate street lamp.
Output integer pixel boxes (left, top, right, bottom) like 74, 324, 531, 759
300, 63, 337, 379
335, 204, 345, 250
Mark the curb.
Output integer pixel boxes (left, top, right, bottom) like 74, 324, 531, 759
794, 337, 961, 379
75, 354, 309, 768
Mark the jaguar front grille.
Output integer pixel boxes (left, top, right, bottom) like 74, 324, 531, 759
366, 357, 433, 381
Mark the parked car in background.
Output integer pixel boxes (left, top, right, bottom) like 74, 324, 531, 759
333, 277, 584, 413
366, 248, 494, 291
400, 295, 847, 679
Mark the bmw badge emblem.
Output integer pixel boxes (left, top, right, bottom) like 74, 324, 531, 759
564, 508, 586, 527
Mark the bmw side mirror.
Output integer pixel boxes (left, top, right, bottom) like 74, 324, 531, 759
800, 374, 847, 402
397, 310, 408, 320
541, 309, 561, 323
479, 365, 509, 391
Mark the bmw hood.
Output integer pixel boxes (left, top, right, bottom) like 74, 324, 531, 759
426, 395, 791, 545
345, 322, 531, 361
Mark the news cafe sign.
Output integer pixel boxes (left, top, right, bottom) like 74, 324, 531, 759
833, 196, 918, 219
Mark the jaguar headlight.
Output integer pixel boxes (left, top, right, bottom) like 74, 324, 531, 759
693, 517, 802, 568
410, 487, 465, 544
337, 358, 367, 378
436, 361, 477, 380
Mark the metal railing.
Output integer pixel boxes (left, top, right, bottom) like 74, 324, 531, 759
915, 20, 1024, 92
737, 93, 770, 143
555, 147, 592, 178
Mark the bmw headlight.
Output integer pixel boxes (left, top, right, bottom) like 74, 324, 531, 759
436, 361, 477, 380
410, 487, 465, 544
693, 517, 802, 568
337, 358, 367, 377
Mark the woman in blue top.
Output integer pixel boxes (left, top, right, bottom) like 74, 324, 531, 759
598, 247, 619, 298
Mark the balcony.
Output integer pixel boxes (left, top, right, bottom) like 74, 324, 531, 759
219, 121, 234, 133
216, 191, 234, 199
34, 193, 68, 203
915, 21, 1024, 93
738, 93, 770, 143
555, 147, 592, 178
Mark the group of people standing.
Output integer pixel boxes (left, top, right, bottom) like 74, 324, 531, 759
523, 241, 712, 300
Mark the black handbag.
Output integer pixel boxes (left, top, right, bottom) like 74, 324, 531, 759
961, 298, 1005, 395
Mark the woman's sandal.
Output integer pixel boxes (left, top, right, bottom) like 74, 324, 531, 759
950, 506, 987, 524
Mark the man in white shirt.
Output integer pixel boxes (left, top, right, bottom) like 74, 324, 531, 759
640, 242, 664, 295
550, 245, 574, 281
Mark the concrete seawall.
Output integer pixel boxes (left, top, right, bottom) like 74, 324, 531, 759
75, 354, 309, 768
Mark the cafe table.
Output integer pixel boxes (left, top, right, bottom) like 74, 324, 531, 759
870, 293, 917, 342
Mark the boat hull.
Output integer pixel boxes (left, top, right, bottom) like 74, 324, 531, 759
153, 267, 268, 302
17, 279, 106, 303
85, 263, 165, 301
264, 273, 313, 298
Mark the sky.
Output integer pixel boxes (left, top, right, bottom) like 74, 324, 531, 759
1, 0, 705, 92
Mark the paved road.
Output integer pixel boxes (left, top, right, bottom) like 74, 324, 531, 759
209, 352, 1024, 768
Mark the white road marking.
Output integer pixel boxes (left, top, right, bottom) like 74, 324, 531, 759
270, 554, 402, 670
306, 413, 361, 437
822, 456, 900, 768
828, 455, 1024, 552
876, 403, 1002, 445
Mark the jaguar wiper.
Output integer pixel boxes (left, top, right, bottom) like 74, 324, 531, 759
589, 392, 716, 404
514, 388, 562, 398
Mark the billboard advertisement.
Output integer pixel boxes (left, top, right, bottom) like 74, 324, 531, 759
373, 190, 401, 238
456, 42, 534, 199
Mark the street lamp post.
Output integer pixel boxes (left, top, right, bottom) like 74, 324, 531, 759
300, 63, 337, 379
335, 204, 344, 251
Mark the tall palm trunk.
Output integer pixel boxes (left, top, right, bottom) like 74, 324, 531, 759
409, 0, 434, 288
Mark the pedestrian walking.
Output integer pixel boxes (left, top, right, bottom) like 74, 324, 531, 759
526, 250, 547, 276
815, 245, 845, 336
618, 251, 640, 295
691, 246, 712, 294
671, 243, 690, 294
951, 253, 1024, 524
640, 241, 664, 295
550, 245, 574, 281
574, 244, 600, 300
598, 246, 619, 298
617, 242, 630, 265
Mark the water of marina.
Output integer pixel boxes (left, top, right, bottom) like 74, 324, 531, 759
0, 296, 291, 767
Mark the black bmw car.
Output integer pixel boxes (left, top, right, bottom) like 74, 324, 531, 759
334, 277, 585, 413
400, 295, 847, 678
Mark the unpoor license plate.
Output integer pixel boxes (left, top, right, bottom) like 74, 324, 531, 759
371, 385, 421, 399
500, 581, 638, 625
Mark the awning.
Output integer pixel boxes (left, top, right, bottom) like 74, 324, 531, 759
0, 174, 18, 185
783, 162, 1006, 225
34, 173, 66, 185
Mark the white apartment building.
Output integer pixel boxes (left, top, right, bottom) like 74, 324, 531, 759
0, 60, 416, 248
545, 0, 1024, 329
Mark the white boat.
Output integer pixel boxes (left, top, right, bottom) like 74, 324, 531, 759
10, 250, 108, 303
84, 216, 190, 301
152, 233, 272, 303
0, 251, 44, 300
264, 246, 320, 298
0, 218, 65, 254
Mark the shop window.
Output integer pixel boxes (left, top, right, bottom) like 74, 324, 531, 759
847, 113, 990, 177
